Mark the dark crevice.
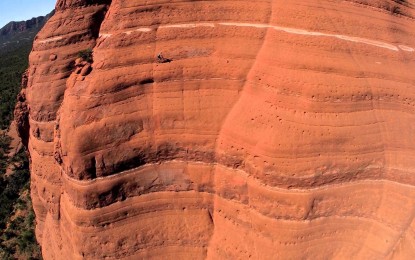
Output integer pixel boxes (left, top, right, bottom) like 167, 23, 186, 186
139, 78, 155, 85
90, 5, 110, 39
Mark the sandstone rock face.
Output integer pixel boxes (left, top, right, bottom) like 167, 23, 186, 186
17, 0, 415, 259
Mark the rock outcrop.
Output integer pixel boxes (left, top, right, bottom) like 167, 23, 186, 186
16, 0, 415, 259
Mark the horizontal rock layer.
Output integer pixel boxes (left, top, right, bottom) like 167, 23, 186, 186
17, 0, 415, 259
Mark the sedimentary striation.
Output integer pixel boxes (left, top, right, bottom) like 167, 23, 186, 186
15, 0, 415, 259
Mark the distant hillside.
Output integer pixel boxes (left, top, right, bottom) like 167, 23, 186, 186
1, 15, 48, 35
0, 11, 53, 260
0, 11, 54, 130
0, 11, 54, 54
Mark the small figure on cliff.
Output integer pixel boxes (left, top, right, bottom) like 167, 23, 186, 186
157, 52, 164, 61
156, 52, 172, 63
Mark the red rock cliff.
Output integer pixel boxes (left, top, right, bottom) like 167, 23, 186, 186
16, 0, 415, 259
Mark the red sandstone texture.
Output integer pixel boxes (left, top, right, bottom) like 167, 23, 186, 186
15, 0, 415, 259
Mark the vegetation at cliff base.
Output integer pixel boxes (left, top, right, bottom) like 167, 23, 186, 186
0, 14, 48, 260
0, 142, 42, 259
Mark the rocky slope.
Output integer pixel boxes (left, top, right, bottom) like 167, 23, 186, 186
16, 0, 415, 259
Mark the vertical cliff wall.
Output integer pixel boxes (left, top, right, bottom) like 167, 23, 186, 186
17, 0, 415, 259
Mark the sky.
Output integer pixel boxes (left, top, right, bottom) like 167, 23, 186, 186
0, 0, 56, 28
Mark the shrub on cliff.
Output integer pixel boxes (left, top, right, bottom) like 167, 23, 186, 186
78, 48, 93, 63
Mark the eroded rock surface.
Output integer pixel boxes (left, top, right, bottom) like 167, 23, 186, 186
16, 0, 415, 259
